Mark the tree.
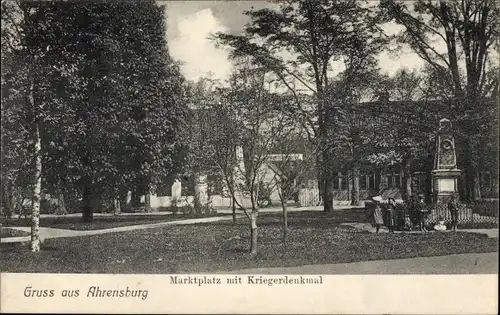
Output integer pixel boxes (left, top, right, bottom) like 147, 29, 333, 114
380, 0, 499, 201
202, 62, 297, 255
372, 70, 431, 202
215, 0, 387, 211
1, 0, 47, 251
2, 0, 188, 242
182, 77, 226, 214
325, 55, 385, 205
23, 1, 187, 221
271, 135, 317, 242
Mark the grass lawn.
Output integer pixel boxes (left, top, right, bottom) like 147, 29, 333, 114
1, 211, 497, 273
1, 213, 230, 231
1, 227, 31, 238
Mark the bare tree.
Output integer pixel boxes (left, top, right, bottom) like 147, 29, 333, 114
270, 136, 318, 242
202, 62, 300, 255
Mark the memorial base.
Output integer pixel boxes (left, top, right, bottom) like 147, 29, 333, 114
431, 169, 461, 205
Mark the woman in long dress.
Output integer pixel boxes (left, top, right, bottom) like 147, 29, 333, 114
372, 196, 384, 233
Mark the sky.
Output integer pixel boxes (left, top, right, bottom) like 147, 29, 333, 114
161, 1, 428, 83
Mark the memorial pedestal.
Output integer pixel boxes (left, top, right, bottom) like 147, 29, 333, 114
431, 169, 461, 204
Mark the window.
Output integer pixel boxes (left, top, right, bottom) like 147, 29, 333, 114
387, 175, 393, 188
360, 175, 368, 190
340, 176, 347, 190
395, 174, 401, 188
369, 174, 376, 190
387, 174, 402, 188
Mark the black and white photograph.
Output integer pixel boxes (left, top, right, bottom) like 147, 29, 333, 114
1, 0, 498, 313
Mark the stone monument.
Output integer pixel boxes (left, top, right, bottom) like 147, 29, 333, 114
431, 118, 461, 204
194, 174, 209, 208
171, 180, 182, 202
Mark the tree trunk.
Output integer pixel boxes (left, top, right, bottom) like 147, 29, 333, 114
145, 192, 151, 213
323, 177, 333, 212
82, 181, 93, 222
321, 146, 334, 211
57, 191, 67, 215
2, 181, 13, 219
403, 172, 412, 203
250, 211, 258, 256
114, 198, 121, 215
282, 201, 288, 243
31, 123, 42, 253
471, 167, 481, 201
131, 190, 141, 208
118, 188, 127, 213
316, 152, 324, 206
351, 166, 360, 206
346, 170, 351, 202
232, 196, 237, 224
317, 178, 323, 206
464, 140, 481, 202
401, 156, 413, 203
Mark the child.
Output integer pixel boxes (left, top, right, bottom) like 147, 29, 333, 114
448, 195, 459, 231
416, 194, 428, 231
434, 216, 447, 231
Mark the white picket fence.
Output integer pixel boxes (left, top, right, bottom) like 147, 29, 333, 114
298, 188, 320, 207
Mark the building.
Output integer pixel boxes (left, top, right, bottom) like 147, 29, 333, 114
145, 97, 498, 209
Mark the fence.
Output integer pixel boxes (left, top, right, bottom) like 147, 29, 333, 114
298, 188, 320, 207
426, 199, 498, 226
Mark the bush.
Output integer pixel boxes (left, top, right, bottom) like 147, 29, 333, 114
165, 197, 217, 216
40, 199, 59, 214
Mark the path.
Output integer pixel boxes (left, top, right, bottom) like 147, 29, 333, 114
1, 215, 240, 244
231, 252, 499, 274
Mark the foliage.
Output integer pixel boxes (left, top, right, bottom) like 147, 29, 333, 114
1, 1, 189, 220
214, 0, 388, 211
379, 0, 499, 200
1, 2, 36, 219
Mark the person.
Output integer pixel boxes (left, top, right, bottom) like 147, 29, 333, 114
407, 195, 418, 229
415, 194, 428, 231
385, 198, 396, 233
434, 216, 447, 231
371, 196, 384, 233
448, 195, 459, 231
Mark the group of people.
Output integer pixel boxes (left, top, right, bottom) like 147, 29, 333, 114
367, 194, 459, 233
